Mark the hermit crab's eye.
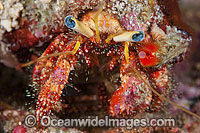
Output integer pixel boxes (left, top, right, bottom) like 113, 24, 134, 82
132, 31, 145, 42
113, 31, 145, 42
65, 16, 76, 28
64, 15, 94, 38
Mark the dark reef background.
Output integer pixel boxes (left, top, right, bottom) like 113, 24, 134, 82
0, 0, 200, 132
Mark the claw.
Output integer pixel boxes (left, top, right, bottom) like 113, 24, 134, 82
109, 75, 152, 116
32, 34, 80, 88
36, 57, 71, 122
33, 35, 83, 123
109, 54, 152, 116
32, 33, 74, 89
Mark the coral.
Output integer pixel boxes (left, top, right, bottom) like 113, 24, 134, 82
0, 0, 23, 40
6, 20, 40, 51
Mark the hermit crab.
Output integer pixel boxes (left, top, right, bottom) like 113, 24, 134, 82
26, 0, 198, 124
33, 7, 147, 120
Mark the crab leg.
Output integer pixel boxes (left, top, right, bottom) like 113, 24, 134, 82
32, 33, 76, 89
109, 54, 152, 116
33, 35, 83, 122
35, 54, 72, 122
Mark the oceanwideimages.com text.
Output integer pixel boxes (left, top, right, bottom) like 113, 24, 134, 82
25, 115, 175, 129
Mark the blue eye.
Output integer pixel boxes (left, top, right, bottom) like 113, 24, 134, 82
132, 31, 145, 42
64, 16, 76, 28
